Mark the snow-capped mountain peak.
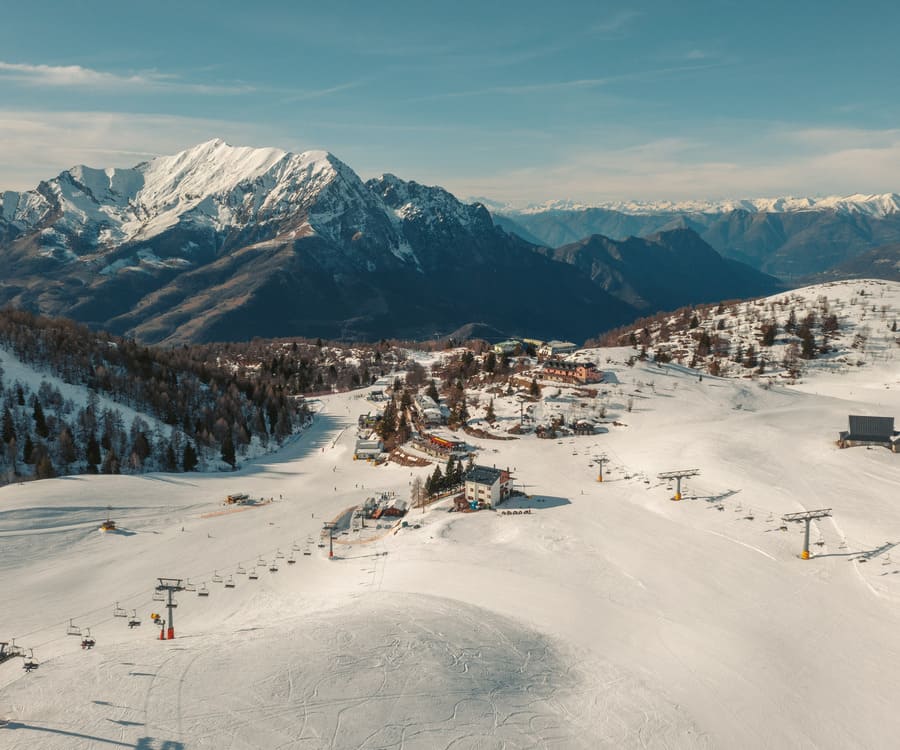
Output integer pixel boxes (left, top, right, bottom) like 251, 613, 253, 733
493, 192, 900, 218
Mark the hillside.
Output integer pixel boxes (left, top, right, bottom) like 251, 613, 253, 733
537, 228, 781, 312
2, 312, 900, 748
0, 309, 406, 484
590, 278, 900, 381
495, 203, 900, 279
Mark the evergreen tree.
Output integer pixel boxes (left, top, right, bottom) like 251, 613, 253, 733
86, 433, 101, 471
426, 380, 440, 403
23, 434, 35, 464
427, 465, 443, 496
183, 443, 199, 472
530, 378, 541, 398
164, 442, 178, 472
221, 431, 236, 468
485, 398, 496, 423
33, 399, 49, 438
2, 407, 15, 445
445, 456, 456, 489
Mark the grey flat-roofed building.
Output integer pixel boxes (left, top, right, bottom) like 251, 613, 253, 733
839, 415, 898, 452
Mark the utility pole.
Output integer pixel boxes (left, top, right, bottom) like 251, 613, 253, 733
657, 469, 700, 501
323, 522, 337, 559
156, 578, 184, 640
782, 509, 832, 559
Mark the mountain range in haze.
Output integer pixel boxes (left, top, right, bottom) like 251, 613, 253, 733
2, 140, 896, 345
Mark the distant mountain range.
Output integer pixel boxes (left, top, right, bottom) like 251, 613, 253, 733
0, 141, 780, 343
492, 196, 900, 279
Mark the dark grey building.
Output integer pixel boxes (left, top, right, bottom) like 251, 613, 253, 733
839, 415, 899, 452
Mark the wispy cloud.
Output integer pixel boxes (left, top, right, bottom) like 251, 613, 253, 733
591, 10, 644, 37
0, 60, 254, 95
410, 62, 726, 102
446, 126, 900, 204
280, 80, 364, 103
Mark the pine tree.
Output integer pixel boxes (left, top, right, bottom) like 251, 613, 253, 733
530, 378, 541, 398
33, 399, 49, 439
426, 380, 440, 403
221, 431, 236, 469
2, 407, 15, 445
485, 398, 496, 423
183, 443, 199, 472
86, 433, 101, 471
23, 434, 35, 464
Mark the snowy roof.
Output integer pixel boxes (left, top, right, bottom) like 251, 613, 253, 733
465, 465, 503, 486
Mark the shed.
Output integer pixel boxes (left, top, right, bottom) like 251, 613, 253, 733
839, 415, 899, 452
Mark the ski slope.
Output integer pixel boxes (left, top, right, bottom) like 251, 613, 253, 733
2, 344, 900, 748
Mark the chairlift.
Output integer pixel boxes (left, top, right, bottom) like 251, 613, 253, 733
224, 576, 235, 588
287, 553, 296, 564
184, 579, 197, 592
23, 649, 38, 672
127, 610, 141, 628
211, 570, 223, 584
81, 629, 95, 650
235, 564, 246, 575
269, 561, 279, 572
197, 583, 210, 597
275, 549, 285, 559
292, 541, 302, 551
303, 547, 311, 556
257, 556, 266, 566
248, 570, 259, 580
113, 602, 127, 618
152, 589, 165, 602
66, 619, 81, 636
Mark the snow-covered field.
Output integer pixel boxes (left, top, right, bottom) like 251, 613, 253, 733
3, 296, 900, 748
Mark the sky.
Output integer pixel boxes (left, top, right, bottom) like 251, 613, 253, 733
2, 0, 900, 204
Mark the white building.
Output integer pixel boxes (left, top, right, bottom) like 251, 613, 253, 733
354, 438, 384, 459
537, 340, 578, 359
464, 465, 512, 507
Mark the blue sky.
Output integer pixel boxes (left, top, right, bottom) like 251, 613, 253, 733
2, 0, 900, 203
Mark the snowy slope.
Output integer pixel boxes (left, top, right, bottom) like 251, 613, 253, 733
2, 322, 900, 747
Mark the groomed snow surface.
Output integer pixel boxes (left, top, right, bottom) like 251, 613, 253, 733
3, 325, 900, 747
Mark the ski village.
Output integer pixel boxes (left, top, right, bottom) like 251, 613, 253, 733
0, 278, 899, 749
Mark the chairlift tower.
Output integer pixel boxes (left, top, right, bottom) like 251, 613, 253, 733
657, 469, 700, 501
782, 509, 832, 560
323, 522, 338, 559
595, 456, 607, 482
155, 578, 184, 640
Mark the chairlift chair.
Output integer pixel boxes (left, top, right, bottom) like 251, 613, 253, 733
197, 583, 210, 597
81, 629, 95, 649
184, 579, 197, 592
113, 602, 127, 618
235, 564, 246, 575
152, 589, 165, 602
224, 576, 235, 588
257, 556, 266, 566
287, 553, 296, 564
275, 549, 285, 559
248, 569, 259, 580
211, 570, 223, 584
23, 649, 38, 672
66, 619, 81, 636
269, 561, 279, 572
292, 541, 302, 551
128, 610, 141, 628
303, 547, 311, 556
